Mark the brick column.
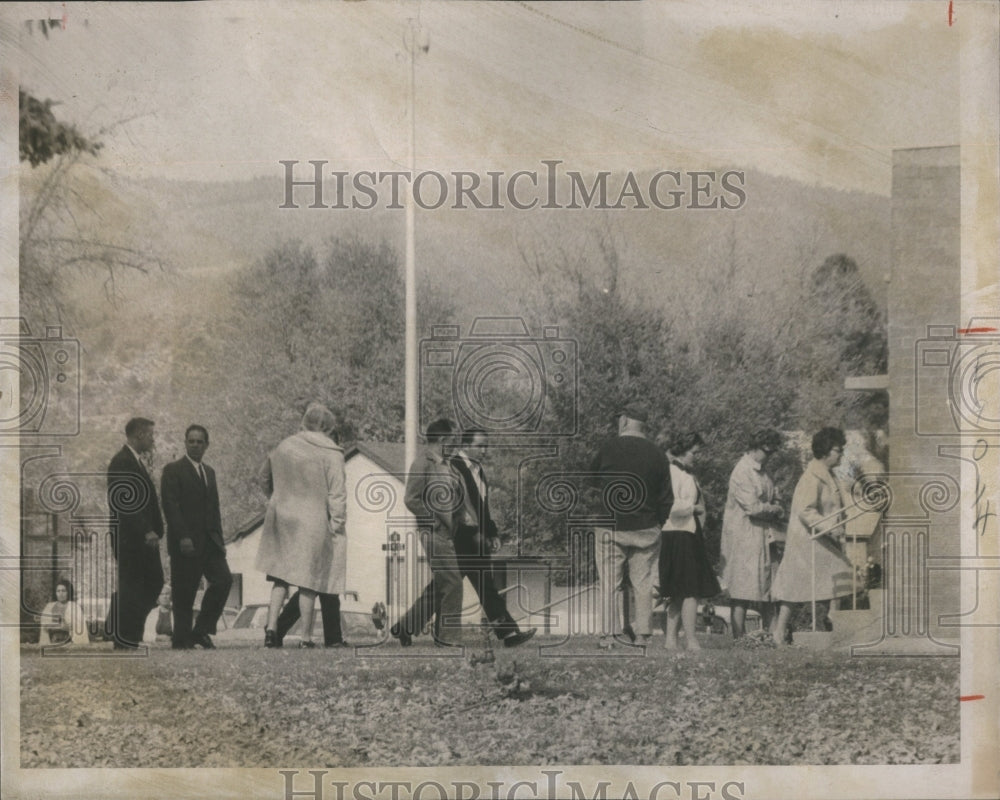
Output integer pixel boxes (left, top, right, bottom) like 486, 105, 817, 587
860, 147, 961, 653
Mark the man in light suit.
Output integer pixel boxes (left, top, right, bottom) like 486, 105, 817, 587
161, 424, 232, 649
106, 417, 164, 650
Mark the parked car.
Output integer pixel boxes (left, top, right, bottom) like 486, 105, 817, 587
191, 588, 239, 631
216, 602, 269, 644
215, 591, 379, 645
650, 600, 761, 637
217, 605, 239, 631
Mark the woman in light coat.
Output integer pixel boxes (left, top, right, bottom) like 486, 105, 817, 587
719, 429, 785, 638
256, 403, 347, 648
771, 427, 854, 644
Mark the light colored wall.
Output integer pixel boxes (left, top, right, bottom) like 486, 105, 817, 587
225, 527, 269, 605
345, 453, 400, 607
228, 454, 480, 620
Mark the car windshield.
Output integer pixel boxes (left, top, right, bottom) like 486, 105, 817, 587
234, 605, 268, 629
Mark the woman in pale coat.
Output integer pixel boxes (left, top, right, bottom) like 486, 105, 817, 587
659, 432, 720, 651
719, 429, 785, 638
771, 427, 854, 644
256, 403, 347, 648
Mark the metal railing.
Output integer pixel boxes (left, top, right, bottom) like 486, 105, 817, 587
807, 499, 879, 630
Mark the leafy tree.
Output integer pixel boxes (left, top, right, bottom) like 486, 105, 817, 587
788, 253, 888, 431
19, 89, 101, 167
502, 232, 892, 571
207, 235, 454, 524
504, 225, 686, 557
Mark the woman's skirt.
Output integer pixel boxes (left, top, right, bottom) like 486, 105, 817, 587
658, 529, 721, 599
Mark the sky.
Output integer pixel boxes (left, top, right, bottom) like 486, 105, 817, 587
7, 1, 962, 195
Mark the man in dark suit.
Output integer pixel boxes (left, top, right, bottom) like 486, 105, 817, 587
450, 428, 535, 648
392, 419, 465, 646
160, 424, 233, 649
106, 417, 164, 650
391, 426, 536, 647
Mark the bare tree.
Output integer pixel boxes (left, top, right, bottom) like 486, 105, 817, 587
19, 89, 165, 326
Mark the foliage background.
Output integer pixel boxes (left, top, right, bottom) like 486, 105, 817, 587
19, 93, 888, 575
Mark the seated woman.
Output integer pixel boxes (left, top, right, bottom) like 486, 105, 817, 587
771, 427, 855, 644
39, 579, 89, 646
143, 586, 174, 645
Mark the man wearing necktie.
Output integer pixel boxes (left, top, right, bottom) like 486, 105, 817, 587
106, 417, 164, 649
450, 429, 536, 647
391, 426, 535, 648
161, 424, 232, 649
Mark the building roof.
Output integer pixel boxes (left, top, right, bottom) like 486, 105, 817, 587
348, 441, 408, 475
226, 441, 409, 544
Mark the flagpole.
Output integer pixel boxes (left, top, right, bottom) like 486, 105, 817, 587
404, 18, 421, 475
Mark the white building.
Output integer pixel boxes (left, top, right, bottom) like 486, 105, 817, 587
225, 442, 554, 630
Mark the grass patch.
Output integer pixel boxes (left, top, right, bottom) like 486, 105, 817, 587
20, 636, 959, 767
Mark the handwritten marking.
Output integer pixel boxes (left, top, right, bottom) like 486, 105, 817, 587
958, 327, 997, 334
972, 441, 996, 539
960, 695, 985, 701
948, 1, 955, 27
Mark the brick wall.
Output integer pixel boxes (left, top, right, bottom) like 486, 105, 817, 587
887, 146, 960, 641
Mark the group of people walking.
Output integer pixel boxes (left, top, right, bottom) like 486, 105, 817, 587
593, 405, 855, 649
99, 405, 353, 651
390, 419, 537, 649
257, 406, 538, 649
98, 403, 537, 652
82, 401, 855, 653
103, 417, 232, 650
721, 424, 855, 645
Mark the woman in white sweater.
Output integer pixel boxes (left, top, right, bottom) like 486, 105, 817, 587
659, 432, 720, 650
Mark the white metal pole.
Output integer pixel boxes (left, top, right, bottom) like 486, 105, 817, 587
852, 530, 857, 610
811, 539, 817, 632
404, 18, 419, 475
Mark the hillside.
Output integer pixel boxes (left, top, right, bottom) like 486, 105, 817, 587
22, 164, 890, 533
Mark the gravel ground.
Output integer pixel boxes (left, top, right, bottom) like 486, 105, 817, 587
20, 635, 960, 768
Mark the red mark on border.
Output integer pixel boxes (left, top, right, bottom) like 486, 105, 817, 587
62, 3, 68, 30
958, 327, 998, 335
948, 1, 955, 26
960, 694, 985, 701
